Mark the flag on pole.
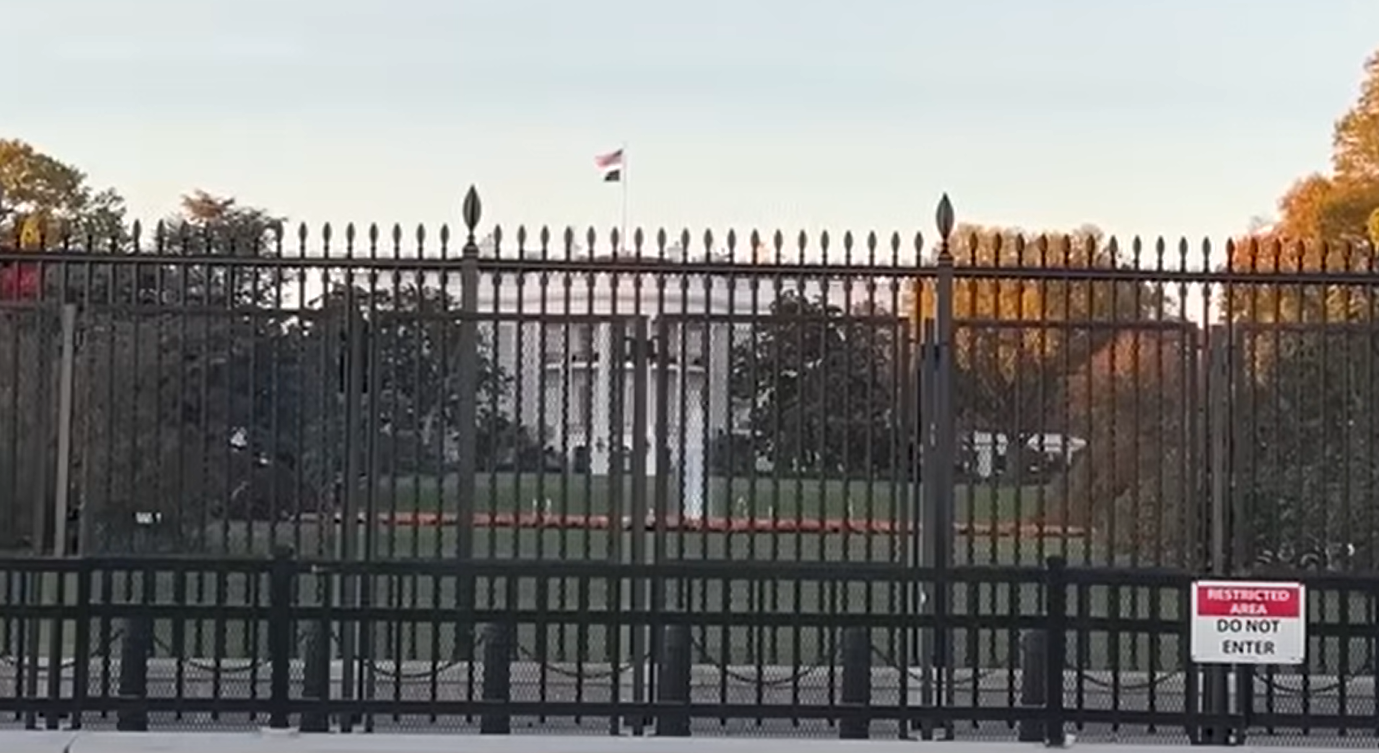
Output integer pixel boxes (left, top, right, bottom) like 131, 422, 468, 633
594, 149, 623, 182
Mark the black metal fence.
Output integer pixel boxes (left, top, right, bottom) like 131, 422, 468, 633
0, 189, 1378, 739
1, 551, 1375, 741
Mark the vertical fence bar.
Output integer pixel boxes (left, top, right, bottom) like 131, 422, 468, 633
338, 306, 364, 724
896, 310, 916, 733
652, 315, 672, 664
53, 304, 76, 555
606, 317, 627, 736
629, 315, 650, 732
1208, 325, 1230, 578
918, 315, 938, 733
456, 189, 482, 657
1201, 324, 1234, 744
31, 309, 54, 554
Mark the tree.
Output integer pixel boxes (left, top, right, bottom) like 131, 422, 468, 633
1233, 326, 1378, 571
74, 192, 311, 552
1057, 326, 1198, 566
729, 291, 900, 475
910, 225, 1163, 483
1265, 53, 1379, 244
1219, 235, 1379, 571
0, 140, 128, 303
1333, 51, 1379, 185
0, 140, 129, 550
1217, 48, 1379, 571
1268, 174, 1379, 245
0, 138, 126, 244
310, 281, 526, 477
171, 190, 284, 248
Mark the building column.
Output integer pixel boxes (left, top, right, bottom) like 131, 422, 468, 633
681, 373, 706, 520
590, 322, 614, 475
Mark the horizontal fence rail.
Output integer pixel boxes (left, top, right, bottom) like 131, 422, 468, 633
1, 191, 1378, 741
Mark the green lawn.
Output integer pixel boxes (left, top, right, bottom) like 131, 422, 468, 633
376, 473, 1048, 525
213, 524, 1095, 566
185, 472, 1094, 565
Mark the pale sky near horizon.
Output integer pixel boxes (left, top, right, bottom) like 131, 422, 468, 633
6, 0, 1379, 261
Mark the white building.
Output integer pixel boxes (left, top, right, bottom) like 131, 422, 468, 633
479, 273, 767, 518
965, 431, 1087, 479
474, 239, 923, 519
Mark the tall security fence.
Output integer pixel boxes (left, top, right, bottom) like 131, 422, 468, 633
0, 190, 1377, 740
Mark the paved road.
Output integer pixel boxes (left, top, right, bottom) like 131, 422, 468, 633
3, 730, 1379, 752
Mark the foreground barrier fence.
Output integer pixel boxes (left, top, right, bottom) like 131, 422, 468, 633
0, 552, 1376, 743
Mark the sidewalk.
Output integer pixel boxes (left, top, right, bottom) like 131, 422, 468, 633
0, 731, 1372, 753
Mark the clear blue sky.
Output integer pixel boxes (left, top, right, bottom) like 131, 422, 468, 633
8, 0, 1379, 253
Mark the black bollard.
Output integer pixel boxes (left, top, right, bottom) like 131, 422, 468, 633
267, 547, 294, 730
454, 576, 476, 662
1043, 557, 1069, 748
1018, 629, 1048, 742
116, 615, 152, 732
656, 625, 692, 737
839, 627, 871, 740
300, 621, 331, 733
480, 622, 513, 734
1197, 666, 1237, 746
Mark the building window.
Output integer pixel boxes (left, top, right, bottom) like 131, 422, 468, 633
663, 321, 707, 365
545, 324, 599, 364
571, 323, 597, 362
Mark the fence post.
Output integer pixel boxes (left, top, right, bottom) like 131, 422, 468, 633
1043, 556, 1068, 747
116, 614, 152, 732
839, 626, 872, 740
52, 303, 77, 556
931, 195, 957, 724
454, 187, 482, 661
931, 198, 956, 568
268, 547, 294, 730
1199, 324, 1237, 746
655, 624, 691, 737
1018, 628, 1048, 741
480, 621, 513, 734
917, 317, 938, 731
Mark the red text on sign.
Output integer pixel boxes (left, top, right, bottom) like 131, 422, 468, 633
1195, 585, 1301, 618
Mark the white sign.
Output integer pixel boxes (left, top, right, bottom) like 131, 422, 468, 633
1190, 580, 1306, 665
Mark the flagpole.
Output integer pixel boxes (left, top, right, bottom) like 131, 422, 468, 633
619, 142, 629, 254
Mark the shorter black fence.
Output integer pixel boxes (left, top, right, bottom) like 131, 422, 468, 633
0, 552, 1377, 743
